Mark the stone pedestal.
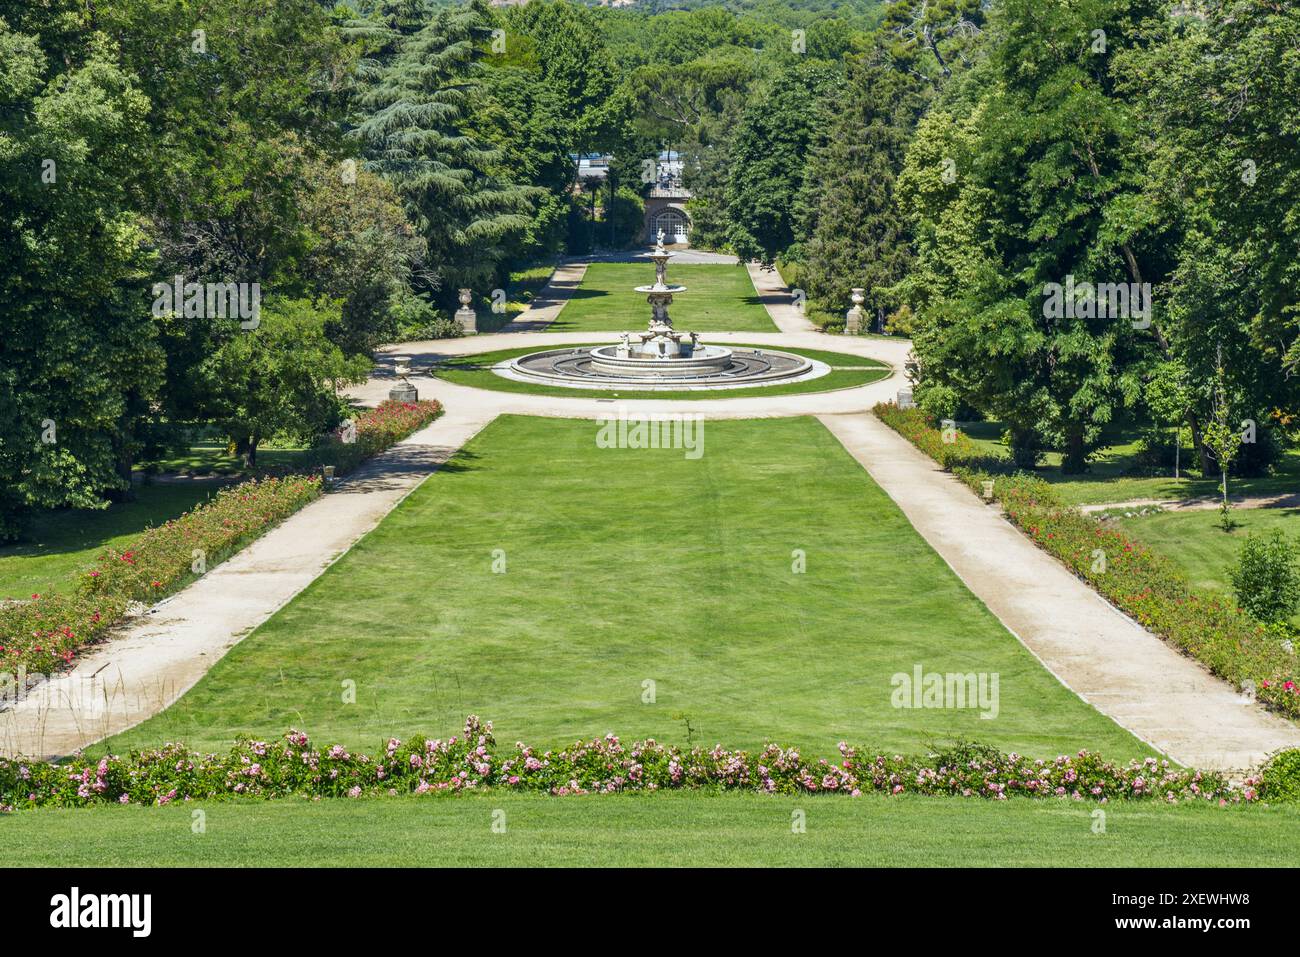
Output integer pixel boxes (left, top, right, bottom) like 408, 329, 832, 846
455, 288, 477, 335
389, 357, 417, 401
845, 288, 866, 335
389, 381, 418, 402
897, 389, 915, 409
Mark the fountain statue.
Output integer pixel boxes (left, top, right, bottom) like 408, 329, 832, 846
611, 229, 694, 359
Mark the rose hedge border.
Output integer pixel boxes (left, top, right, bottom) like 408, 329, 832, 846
4, 716, 1288, 811
0, 400, 442, 676
873, 403, 1300, 720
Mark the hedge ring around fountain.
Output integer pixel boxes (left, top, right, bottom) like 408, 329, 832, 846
495, 233, 829, 392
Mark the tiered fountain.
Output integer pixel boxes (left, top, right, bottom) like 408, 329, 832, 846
498, 233, 825, 391
584, 232, 734, 378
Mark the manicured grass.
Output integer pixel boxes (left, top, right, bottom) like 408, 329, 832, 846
1, 792, 1292, 867
0, 483, 222, 599
548, 263, 777, 332
434, 344, 891, 400
960, 420, 1300, 507
476, 262, 558, 333
100, 415, 1145, 759
144, 443, 307, 477
1116, 507, 1300, 625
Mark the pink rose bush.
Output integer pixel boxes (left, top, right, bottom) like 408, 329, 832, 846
873, 402, 1300, 721
2, 716, 1279, 812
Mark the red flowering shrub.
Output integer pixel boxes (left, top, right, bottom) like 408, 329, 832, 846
873, 403, 1300, 721
1, 476, 320, 675
0, 716, 1261, 811
872, 403, 995, 470
311, 399, 443, 475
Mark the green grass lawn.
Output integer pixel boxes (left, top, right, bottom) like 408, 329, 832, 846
960, 421, 1300, 507
548, 263, 777, 332
434, 344, 890, 400
1116, 507, 1300, 625
475, 262, 558, 333
1, 792, 1292, 867
143, 443, 307, 476
99, 414, 1145, 760
0, 483, 223, 599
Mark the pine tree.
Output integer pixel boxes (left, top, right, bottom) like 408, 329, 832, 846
355, 0, 537, 294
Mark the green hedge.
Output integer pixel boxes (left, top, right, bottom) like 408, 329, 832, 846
873, 402, 1300, 721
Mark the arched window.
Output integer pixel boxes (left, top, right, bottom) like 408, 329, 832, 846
653, 208, 689, 244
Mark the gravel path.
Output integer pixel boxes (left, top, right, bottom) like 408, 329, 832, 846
499, 262, 588, 333
745, 262, 819, 333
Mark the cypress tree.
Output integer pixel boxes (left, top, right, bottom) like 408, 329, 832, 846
797, 59, 926, 328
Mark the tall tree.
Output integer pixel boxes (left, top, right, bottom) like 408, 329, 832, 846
1119, 1, 1300, 471
897, 0, 1169, 471
796, 56, 927, 325
0, 10, 162, 538
357, 0, 537, 295
724, 61, 838, 263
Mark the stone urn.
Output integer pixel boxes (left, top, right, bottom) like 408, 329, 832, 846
455, 287, 477, 335
388, 356, 418, 402
845, 288, 866, 335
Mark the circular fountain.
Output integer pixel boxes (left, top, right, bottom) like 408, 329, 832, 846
497, 233, 827, 391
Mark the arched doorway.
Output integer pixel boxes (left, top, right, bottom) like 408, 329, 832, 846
653, 207, 690, 245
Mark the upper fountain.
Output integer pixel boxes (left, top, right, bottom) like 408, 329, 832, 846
623, 229, 694, 360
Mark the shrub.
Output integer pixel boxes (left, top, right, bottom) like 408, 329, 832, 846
0, 716, 1255, 811
1230, 529, 1300, 625
310, 399, 442, 475
874, 404, 1300, 721
1258, 748, 1300, 804
873, 403, 1008, 473
392, 293, 462, 341
1, 476, 321, 675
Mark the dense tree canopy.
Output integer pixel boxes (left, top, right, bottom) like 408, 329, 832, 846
3, 0, 1299, 538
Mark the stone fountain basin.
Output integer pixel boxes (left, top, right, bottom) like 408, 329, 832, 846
499, 346, 825, 390
588, 344, 733, 377
634, 284, 687, 294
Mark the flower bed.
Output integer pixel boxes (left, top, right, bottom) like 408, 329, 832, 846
873, 402, 1300, 720
312, 399, 444, 475
0, 400, 443, 676
1, 715, 1276, 811
873, 403, 997, 470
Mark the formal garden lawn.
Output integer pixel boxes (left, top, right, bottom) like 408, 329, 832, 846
1116, 507, 1300, 626
99, 414, 1145, 759
433, 344, 890, 399
547, 263, 777, 332
2, 792, 1295, 867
